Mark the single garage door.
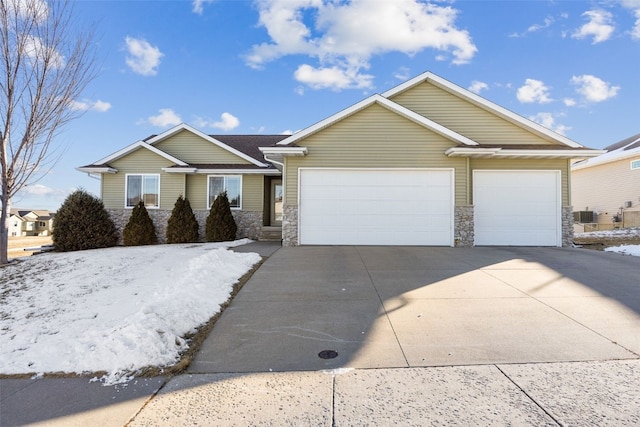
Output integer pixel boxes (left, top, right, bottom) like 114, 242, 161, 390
299, 169, 453, 246
473, 170, 561, 246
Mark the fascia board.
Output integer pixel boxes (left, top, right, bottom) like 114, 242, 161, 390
383, 71, 583, 149
446, 147, 605, 159
146, 123, 268, 167
276, 94, 478, 147
162, 167, 281, 175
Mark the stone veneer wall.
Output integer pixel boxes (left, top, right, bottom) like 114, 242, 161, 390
282, 205, 299, 247
454, 205, 474, 247
562, 206, 574, 247
107, 209, 262, 244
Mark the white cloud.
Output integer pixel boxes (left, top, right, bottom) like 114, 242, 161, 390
195, 113, 240, 131
22, 184, 58, 196
529, 112, 572, 136
192, 0, 215, 14
468, 80, 488, 94
246, 0, 477, 91
572, 10, 615, 43
294, 64, 373, 91
516, 79, 552, 104
620, 1, 640, 39
125, 37, 164, 76
571, 74, 620, 103
563, 98, 577, 107
510, 16, 554, 38
148, 109, 182, 127
70, 99, 111, 112
24, 35, 64, 68
281, 130, 294, 135
10, 0, 49, 23
393, 67, 411, 81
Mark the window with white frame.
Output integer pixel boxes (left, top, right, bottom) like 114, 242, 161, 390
632, 159, 640, 170
208, 175, 241, 209
126, 174, 160, 208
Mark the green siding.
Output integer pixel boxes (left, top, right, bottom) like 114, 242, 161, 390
284, 103, 467, 205
390, 82, 557, 146
154, 129, 251, 164
470, 158, 570, 205
185, 174, 263, 211
103, 148, 185, 209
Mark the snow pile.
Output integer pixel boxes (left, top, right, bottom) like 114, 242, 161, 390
574, 227, 640, 239
0, 240, 261, 384
605, 245, 640, 257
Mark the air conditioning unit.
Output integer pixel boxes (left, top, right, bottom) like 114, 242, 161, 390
624, 201, 632, 208
573, 211, 594, 223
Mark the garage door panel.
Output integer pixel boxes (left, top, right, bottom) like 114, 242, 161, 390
474, 171, 560, 247
299, 169, 453, 246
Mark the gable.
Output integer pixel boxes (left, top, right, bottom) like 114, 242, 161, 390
153, 129, 251, 165
110, 146, 178, 171
389, 81, 558, 146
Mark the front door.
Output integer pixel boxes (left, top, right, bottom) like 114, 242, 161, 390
270, 179, 283, 226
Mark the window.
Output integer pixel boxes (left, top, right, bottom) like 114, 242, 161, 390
632, 160, 640, 170
126, 174, 160, 208
208, 175, 241, 209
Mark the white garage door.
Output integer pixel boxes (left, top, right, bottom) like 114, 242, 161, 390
299, 169, 453, 246
474, 170, 561, 246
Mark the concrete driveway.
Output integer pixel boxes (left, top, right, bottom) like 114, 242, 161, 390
189, 246, 640, 372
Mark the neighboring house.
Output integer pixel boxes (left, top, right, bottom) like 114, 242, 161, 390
79, 71, 602, 247
6, 209, 55, 236
571, 133, 640, 230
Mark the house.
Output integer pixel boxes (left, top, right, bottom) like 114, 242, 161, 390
6, 209, 55, 236
571, 133, 640, 230
78, 129, 288, 241
78, 71, 602, 247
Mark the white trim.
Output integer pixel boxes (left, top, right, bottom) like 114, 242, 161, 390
572, 147, 640, 171
95, 141, 188, 167
383, 71, 584, 149
259, 146, 308, 155
125, 173, 161, 209
277, 94, 479, 147
446, 147, 605, 159
297, 167, 455, 247
207, 174, 243, 210
472, 169, 562, 247
76, 166, 118, 174
162, 167, 281, 175
145, 123, 268, 167
632, 159, 640, 170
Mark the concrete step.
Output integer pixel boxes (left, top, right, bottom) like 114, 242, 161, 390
259, 227, 282, 242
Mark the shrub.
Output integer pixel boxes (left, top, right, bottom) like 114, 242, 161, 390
123, 201, 157, 246
166, 195, 199, 243
205, 191, 238, 242
53, 189, 118, 252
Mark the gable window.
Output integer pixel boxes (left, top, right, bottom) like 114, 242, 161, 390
632, 160, 640, 170
208, 175, 241, 209
126, 174, 160, 208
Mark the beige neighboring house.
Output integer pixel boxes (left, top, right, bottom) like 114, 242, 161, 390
7, 209, 55, 236
571, 133, 640, 231
78, 71, 603, 247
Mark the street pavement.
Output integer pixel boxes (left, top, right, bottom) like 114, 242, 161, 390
2, 243, 639, 426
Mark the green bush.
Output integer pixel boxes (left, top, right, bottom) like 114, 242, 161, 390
205, 191, 238, 242
123, 201, 157, 246
52, 189, 118, 252
166, 195, 199, 244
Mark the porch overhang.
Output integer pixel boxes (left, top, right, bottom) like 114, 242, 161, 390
76, 166, 118, 174
259, 146, 308, 170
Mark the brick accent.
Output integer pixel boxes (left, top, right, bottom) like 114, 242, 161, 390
282, 205, 298, 247
454, 205, 474, 247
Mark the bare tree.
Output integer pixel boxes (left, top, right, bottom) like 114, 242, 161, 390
0, 0, 96, 264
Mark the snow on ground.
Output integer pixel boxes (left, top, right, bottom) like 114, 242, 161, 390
575, 227, 640, 257
0, 240, 261, 385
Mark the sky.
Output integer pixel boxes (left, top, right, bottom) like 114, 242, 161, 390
12, 0, 640, 211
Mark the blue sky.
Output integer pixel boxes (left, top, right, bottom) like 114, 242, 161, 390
15, 0, 640, 211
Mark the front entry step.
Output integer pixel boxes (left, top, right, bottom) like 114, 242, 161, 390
259, 226, 282, 242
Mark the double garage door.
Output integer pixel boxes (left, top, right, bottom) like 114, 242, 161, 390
298, 169, 561, 246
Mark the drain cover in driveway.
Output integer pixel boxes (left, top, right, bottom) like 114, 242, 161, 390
318, 350, 339, 359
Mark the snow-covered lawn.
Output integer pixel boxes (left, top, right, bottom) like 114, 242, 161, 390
0, 240, 261, 385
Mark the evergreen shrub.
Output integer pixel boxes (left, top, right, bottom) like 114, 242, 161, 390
205, 191, 238, 242
123, 201, 157, 246
166, 195, 199, 243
